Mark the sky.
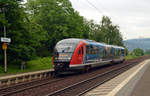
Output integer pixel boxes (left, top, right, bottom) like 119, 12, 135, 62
69, 0, 150, 40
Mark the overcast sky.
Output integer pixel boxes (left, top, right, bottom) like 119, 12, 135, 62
69, 0, 150, 40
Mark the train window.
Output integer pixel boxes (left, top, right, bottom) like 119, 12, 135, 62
117, 49, 120, 56
95, 46, 98, 54
100, 47, 103, 58
111, 48, 113, 56
78, 49, 81, 55
86, 46, 89, 54
90, 45, 93, 54
120, 50, 121, 56
81, 46, 84, 54
86, 45, 99, 55
55, 43, 76, 53
116, 50, 118, 56
119, 49, 121, 56
86, 45, 92, 54
121, 49, 125, 55
103, 49, 106, 58
115, 49, 117, 57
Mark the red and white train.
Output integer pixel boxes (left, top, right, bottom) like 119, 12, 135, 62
53, 38, 125, 74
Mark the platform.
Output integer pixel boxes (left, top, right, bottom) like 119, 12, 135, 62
84, 59, 150, 96
0, 69, 54, 86
131, 60, 150, 96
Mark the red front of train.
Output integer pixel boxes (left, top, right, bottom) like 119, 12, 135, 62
53, 39, 85, 72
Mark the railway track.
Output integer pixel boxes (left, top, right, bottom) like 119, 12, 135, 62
0, 56, 149, 96
46, 61, 137, 96
0, 77, 64, 96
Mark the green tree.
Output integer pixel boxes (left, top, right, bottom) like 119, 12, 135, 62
85, 20, 104, 42
145, 49, 150, 55
132, 48, 144, 56
0, 0, 46, 64
88, 16, 124, 46
100, 16, 124, 46
27, 0, 87, 53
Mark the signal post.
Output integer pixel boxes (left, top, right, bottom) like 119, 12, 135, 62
1, 37, 11, 72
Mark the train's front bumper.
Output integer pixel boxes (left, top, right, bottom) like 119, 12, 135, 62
54, 60, 70, 72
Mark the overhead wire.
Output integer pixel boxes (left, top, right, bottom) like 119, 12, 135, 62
70, 0, 93, 17
86, 0, 103, 14
86, 0, 119, 24
70, 0, 126, 39
95, 0, 119, 21
71, 0, 119, 24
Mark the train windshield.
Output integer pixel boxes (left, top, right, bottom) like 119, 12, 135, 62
55, 43, 77, 53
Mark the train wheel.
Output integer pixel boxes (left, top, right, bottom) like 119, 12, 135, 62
51, 71, 58, 78
84, 65, 91, 72
121, 59, 125, 63
111, 60, 114, 64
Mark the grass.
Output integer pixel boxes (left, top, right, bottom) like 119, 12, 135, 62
0, 57, 53, 76
125, 54, 139, 60
0, 54, 146, 76
125, 54, 148, 60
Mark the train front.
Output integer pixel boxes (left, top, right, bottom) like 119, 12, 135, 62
53, 39, 80, 72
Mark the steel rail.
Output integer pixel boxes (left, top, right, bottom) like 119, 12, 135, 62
0, 77, 64, 96
46, 62, 136, 96
77, 63, 134, 96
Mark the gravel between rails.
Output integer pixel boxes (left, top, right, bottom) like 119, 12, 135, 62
1, 55, 149, 96
0, 77, 64, 96
47, 60, 140, 96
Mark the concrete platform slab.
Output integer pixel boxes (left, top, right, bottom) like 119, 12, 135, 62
84, 59, 150, 96
0, 69, 54, 86
131, 61, 150, 96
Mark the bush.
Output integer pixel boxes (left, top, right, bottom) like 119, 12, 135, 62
131, 48, 144, 56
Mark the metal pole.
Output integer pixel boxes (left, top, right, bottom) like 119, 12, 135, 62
4, 50, 7, 72
4, 25, 6, 37
3, 8, 6, 37
3, 8, 7, 72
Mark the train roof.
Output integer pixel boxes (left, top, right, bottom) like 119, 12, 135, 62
57, 38, 83, 45
85, 41, 106, 46
111, 45, 125, 49
57, 38, 124, 49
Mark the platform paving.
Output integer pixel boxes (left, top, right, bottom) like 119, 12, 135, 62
131, 61, 150, 96
0, 69, 54, 86
84, 59, 150, 96
0, 69, 54, 80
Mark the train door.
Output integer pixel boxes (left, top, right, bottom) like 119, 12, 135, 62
78, 45, 84, 64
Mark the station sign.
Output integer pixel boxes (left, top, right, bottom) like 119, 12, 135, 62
1, 37, 11, 43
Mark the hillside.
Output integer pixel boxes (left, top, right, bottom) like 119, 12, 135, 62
123, 38, 150, 52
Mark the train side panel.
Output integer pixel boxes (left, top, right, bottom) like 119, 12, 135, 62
70, 41, 86, 65
53, 38, 126, 73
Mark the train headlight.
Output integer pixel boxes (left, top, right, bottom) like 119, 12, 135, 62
67, 57, 71, 60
